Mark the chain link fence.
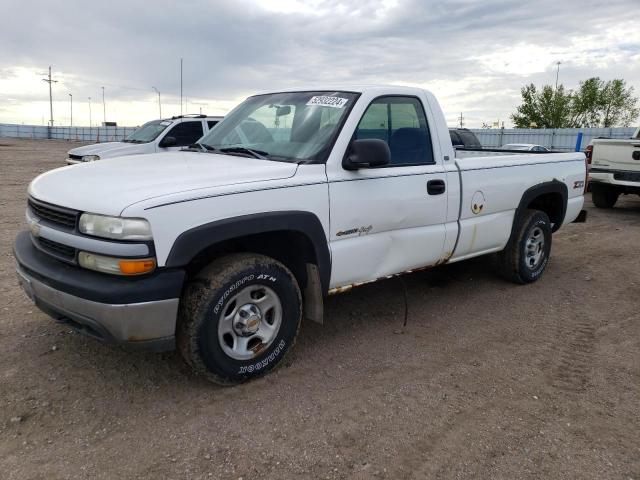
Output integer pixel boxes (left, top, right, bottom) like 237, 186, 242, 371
1, 123, 636, 151
0, 124, 138, 142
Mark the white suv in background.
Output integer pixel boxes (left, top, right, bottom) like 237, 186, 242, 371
65, 114, 223, 164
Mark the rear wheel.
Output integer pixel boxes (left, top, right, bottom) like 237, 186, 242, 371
177, 253, 302, 385
591, 185, 619, 208
497, 209, 552, 284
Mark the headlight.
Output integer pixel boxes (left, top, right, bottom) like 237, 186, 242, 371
79, 213, 153, 240
78, 252, 156, 276
82, 155, 100, 162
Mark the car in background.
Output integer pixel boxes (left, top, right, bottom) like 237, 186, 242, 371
65, 114, 223, 164
501, 143, 550, 152
449, 128, 482, 149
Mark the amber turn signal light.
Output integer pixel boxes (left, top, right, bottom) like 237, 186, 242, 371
118, 258, 157, 275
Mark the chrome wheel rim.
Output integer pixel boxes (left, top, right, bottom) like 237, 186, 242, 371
217, 284, 282, 360
525, 226, 545, 269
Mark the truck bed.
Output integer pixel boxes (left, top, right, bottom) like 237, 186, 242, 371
449, 151, 586, 262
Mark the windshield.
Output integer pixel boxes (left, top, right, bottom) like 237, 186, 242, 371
123, 120, 171, 143
198, 91, 358, 163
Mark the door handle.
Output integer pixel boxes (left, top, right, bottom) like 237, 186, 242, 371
427, 179, 446, 195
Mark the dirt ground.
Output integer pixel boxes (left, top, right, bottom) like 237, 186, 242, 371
0, 138, 639, 480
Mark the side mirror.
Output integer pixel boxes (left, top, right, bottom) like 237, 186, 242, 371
160, 136, 177, 147
342, 138, 390, 170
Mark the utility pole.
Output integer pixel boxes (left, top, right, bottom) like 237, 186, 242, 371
152, 86, 162, 118
101, 86, 106, 125
555, 61, 561, 90
180, 58, 183, 116
458, 112, 464, 128
40, 66, 58, 130
88, 97, 92, 128
69, 94, 73, 127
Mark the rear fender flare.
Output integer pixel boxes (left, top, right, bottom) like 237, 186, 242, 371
512, 180, 568, 236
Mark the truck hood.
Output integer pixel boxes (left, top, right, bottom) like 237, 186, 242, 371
29, 152, 298, 216
68, 142, 151, 159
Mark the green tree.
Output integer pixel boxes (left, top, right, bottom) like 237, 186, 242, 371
568, 77, 602, 127
600, 79, 639, 127
512, 77, 639, 128
511, 84, 572, 128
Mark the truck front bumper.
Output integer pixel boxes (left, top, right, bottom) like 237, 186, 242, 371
13, 231, 185, 351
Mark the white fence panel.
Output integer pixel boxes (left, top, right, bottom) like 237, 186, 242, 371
469, 127, 636, 151
1, 123, 636, 151
0, 124, 138, 142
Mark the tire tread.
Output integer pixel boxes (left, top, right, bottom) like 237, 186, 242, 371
177, 253, 301, 385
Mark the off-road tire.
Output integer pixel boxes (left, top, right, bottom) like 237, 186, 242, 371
590, 185, 619, 209
497, 209, 552, 284
177, 253, 302, 385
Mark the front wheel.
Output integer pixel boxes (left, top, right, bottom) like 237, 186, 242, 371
497, 209, 552, 284
177, 253, 302, 385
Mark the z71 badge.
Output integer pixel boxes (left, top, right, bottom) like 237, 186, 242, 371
573, 180, 585, 189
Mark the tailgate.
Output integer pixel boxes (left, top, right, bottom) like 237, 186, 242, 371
592, 139, 640, 172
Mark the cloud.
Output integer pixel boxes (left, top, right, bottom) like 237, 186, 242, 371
0, 0, 638, 127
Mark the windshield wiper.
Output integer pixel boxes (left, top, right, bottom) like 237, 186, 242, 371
186, 142, 218, 152
219, 146, 269, 160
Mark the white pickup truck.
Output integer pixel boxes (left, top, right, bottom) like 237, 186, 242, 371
588, 127, 640, 208
14, 86, 587, 384
65, 114, 223, 164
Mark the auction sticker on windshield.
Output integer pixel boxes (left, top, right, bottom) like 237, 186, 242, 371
306, 96, 349, 108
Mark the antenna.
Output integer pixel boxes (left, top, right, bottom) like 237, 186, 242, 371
458, 112, 464, 128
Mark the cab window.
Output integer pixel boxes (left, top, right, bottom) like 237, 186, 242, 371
354, 96, 434, 166
165, 121, 204, 147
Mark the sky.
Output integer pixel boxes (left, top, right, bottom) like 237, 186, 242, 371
1, 0, 639, 128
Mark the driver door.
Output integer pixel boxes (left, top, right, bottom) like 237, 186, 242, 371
327, 95, 448, 289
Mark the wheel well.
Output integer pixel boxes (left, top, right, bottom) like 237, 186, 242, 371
526, 192, 564, 231
185, 230, 317, 290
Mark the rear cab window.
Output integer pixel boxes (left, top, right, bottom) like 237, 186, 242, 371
457, 130, 481, 148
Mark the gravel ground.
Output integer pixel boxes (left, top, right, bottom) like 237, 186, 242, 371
1, 138, 639, 480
